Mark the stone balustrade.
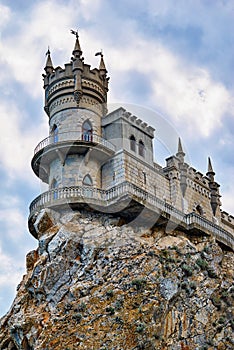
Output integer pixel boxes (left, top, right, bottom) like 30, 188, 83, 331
34, 131, 116, 155
29, 181, 234, 250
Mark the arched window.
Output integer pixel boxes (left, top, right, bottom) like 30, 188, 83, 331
51, 124, 58, 143
139, 140, 145, 157
82, 120, 93, 141
51, 179, 58, 199
130, 135, 136, 152
82, 174, 93, 186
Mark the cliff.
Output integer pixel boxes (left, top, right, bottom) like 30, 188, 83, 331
0, 209, 233, 350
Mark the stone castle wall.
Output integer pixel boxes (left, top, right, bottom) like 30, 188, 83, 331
49, 155, 102, 188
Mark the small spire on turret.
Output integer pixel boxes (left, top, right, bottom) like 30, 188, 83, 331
178, 137, 184, 154
71, 29, 82, 58
44, 47, 54, 74
176, 137, 185, 163
207, 157, 215, 182
95, 50, 107, 75
207, 157, 215, 175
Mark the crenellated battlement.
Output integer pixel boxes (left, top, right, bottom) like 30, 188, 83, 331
221, 211, 234, 233
43, 34, 109, 118
103, 107, 155, 138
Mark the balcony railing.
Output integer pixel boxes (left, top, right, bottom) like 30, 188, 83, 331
34, 131, 116, 155
29, 181, 233, 250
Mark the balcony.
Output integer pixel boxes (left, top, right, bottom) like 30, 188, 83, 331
31, 131, 116, 182
28, 181, 234, 250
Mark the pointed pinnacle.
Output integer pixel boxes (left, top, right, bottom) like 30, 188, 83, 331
178, 137, 184, 154
207, 157, 215, 174
71, 29, 82, 57
44, 47, 53, 73
99, 55, 107, 72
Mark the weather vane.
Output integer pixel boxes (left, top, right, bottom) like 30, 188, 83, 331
46, 46, 50, 56
70, 29, 79, 39
95, 49, 103, 57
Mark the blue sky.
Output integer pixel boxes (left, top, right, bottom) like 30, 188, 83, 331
0, 0, 233, 316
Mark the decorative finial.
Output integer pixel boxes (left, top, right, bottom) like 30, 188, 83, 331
95, 50, 103, 58
44, 46, 53, 74
46, 46, 50, 56
71, 29, 79, 39
71, 29, 82, 58
95, 50, 107, 73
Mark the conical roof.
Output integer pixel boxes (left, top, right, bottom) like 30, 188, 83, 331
207, 157, 215, 174
44, 48, 54, 73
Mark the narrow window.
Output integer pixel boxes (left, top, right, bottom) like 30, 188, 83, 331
51, 179, 58, 199
143, 171, 147, 185
130, 135, 136, 152
52, 124, 58, 143
139, 140, 145, 157
82, 120, 93, 141
83, 174, 93, 186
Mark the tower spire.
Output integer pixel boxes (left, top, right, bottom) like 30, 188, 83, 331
176, 137, 185, 163
44, 47, 54, 74
206, 157, 215, 182
207, 157, 214, 174
71, 29, 82, 58
95, 51, 107, 75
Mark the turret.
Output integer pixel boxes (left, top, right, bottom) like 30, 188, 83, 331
29, 31, 115, 238
42, 31, 109, 119
206, 157, 221, 216
175, 138, 188, 197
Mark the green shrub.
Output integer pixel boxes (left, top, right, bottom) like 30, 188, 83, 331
182, 264, 193, 276
72, 313, 82, 323
131, 278, 146, 291
196, 258, 208, 270
190, 281, 197, 290
211, 296, 221, 310
106, 306, 115, 315
136, 323, 145, 333
207, 267, 217, 278
106, 290, 114, 298
75, 301, 86, 312
114, 299, 123, 310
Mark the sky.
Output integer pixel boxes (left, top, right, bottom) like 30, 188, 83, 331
0, 0, 233, 317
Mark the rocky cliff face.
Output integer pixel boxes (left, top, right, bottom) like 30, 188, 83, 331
0, 209, 233, 350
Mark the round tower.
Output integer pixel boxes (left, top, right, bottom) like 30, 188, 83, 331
29, 32, 115, 237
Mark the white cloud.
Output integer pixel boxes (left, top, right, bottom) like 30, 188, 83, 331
0, 243, 23, 315
107, 38, 233, 138
0, 242, 23, 289
0, 101, 47, 182
0, 4, 11, 30
0, 195, 27, 240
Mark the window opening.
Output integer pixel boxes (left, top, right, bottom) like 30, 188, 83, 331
52, 124, 58, 143
139, 140, 145, 157
83, 174, 93, 186
51, 179, 58, 199
143, 171, 147, 185
82, 120, 93, 141
130, 135, 136, 152
195, 204, 203, 216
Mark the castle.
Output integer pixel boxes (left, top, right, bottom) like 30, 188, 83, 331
28, 32, 234, 250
